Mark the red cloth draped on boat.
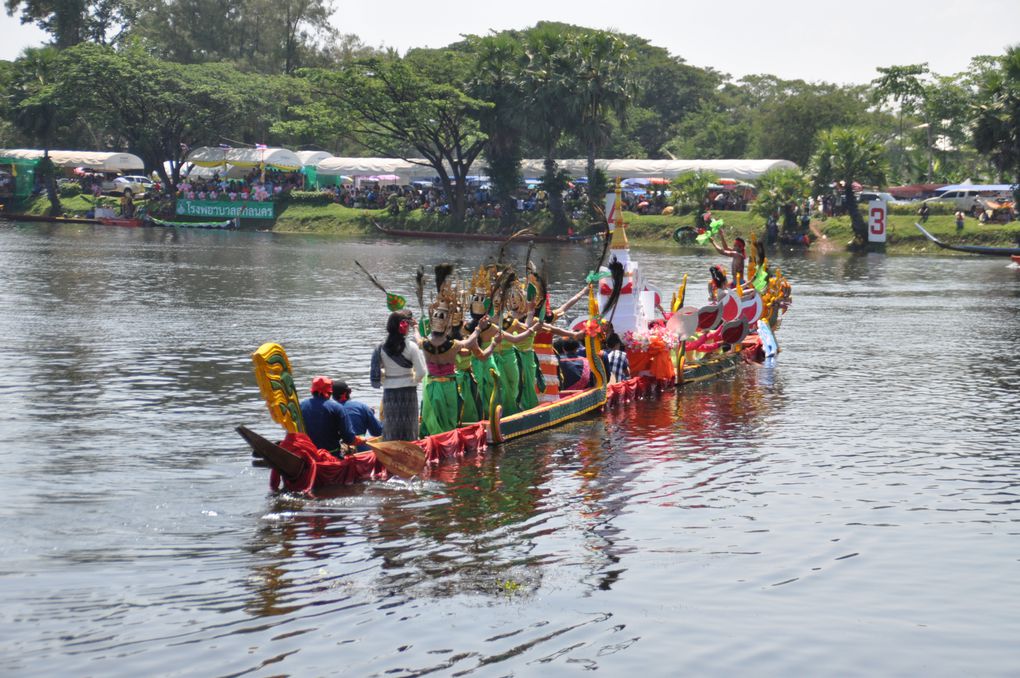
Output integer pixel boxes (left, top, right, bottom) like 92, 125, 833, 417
607, 376, 641, 406
418, 422, 487, 466
271, 432, 386, 494
627, 337, 675, 381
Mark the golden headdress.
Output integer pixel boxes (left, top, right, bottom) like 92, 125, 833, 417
429, 264, 462, 331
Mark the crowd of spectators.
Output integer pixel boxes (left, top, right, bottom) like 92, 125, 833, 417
317, 181, 555, 220
175, 169, 303, 202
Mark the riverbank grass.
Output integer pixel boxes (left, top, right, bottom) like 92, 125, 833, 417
14, 195, 1020, 255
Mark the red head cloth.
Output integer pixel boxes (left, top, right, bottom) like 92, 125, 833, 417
311, 375, 333, 397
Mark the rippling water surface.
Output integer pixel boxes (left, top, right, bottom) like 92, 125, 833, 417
1, 222, 1018, 677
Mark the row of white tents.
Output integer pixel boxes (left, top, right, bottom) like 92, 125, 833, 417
0, 149, 145, 172
180, 147, 796, 184
1, 147, 798, 184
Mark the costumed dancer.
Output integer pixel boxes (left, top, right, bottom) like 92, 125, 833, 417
451, 288, 496, 425
493, 278, 539, 417
465, 266, 501, 415
418, 265, 489, 437
370, 310, 428, 441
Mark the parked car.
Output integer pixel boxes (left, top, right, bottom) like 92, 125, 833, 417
104, 175, 154, 197
922, 188, 983, 213
857, 191, 899, 205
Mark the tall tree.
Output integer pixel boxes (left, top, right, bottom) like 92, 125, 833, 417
871, 64, 931, 181
754, 79, 869, 167
973, 46, 1020, 189
810, 126, 888, 248
42, 43, 261, 191
468, 33, 527, 228
564, 29, 633, 219
519, 23, 575, 231
4, 0, 135, 47
134, 0, 336, 74
624, 44, 716, 158
7, 47, 69, 214
288, 52, 490, 225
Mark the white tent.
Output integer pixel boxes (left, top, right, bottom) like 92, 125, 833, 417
316, 157, 421, 177
186, 147, 302, 171
0, 149, 144, 172
296, 150, 333, 167
313, 156, 796, 183
517, 158, 797, 182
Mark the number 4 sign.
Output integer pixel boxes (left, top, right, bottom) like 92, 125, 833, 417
868, 199, 887, 243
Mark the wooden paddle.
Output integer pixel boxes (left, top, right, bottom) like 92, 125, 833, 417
366, 439, 427, 479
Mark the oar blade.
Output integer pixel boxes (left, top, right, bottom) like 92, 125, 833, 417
697, 303, 722, 331
720, 318, 749, 345
367, 440, 428, 479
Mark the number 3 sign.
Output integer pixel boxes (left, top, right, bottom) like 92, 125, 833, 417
868, 200, 887, 243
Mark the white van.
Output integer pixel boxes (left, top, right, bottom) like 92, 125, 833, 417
924, 186, 1014, 214
923, 189, 982, 213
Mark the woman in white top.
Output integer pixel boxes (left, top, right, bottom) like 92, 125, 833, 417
370, 310, 428, 441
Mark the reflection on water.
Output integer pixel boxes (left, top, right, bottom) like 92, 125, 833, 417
1, 222, 1019, 676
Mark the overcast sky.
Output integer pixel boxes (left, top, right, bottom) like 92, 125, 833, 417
2, 0, 1017, 84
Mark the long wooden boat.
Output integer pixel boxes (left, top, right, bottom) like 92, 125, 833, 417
149, 216, 237, 229
915, 223, 1020, 256
237, 336, 754, 495
1, 212, 99, 224
373, 221, 598, 244
238, 220, 791, 493
99, 216, 146, 228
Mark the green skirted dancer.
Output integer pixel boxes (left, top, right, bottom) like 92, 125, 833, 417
455, 351, 482, 424
419, 374, 460, 438
472, 332, 501, 418
515, 331, 540, 411
494, 342, 522, 417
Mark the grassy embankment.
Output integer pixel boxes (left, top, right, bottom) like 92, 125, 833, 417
274, 202, 1020, 255
17, 195, 1020, 255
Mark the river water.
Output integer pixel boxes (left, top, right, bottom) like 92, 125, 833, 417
0, 221, 1017, 677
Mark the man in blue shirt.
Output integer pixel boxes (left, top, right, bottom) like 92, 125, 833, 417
299, 376, 356, 455
332, 381, 383, 451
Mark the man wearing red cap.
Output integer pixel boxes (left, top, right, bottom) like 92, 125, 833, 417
300, 376, 356, 455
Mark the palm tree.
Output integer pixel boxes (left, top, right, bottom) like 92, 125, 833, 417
973, 46, 1020, 189
564, 30, 633, 218
520, 24, 574, 232
752, 167, 811, 231
810, 127, 888, 248
871, 64, 929, 182
469, 34, 528, 229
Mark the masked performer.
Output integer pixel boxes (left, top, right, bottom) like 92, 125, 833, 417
451, 290, 497, 425
419, 266, 492, 437
465, 266, 501, 415
493, 280, 540, 416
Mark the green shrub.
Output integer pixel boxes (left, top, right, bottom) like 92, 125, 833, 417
59, 182, 82, 197
889, 201, 954, 216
